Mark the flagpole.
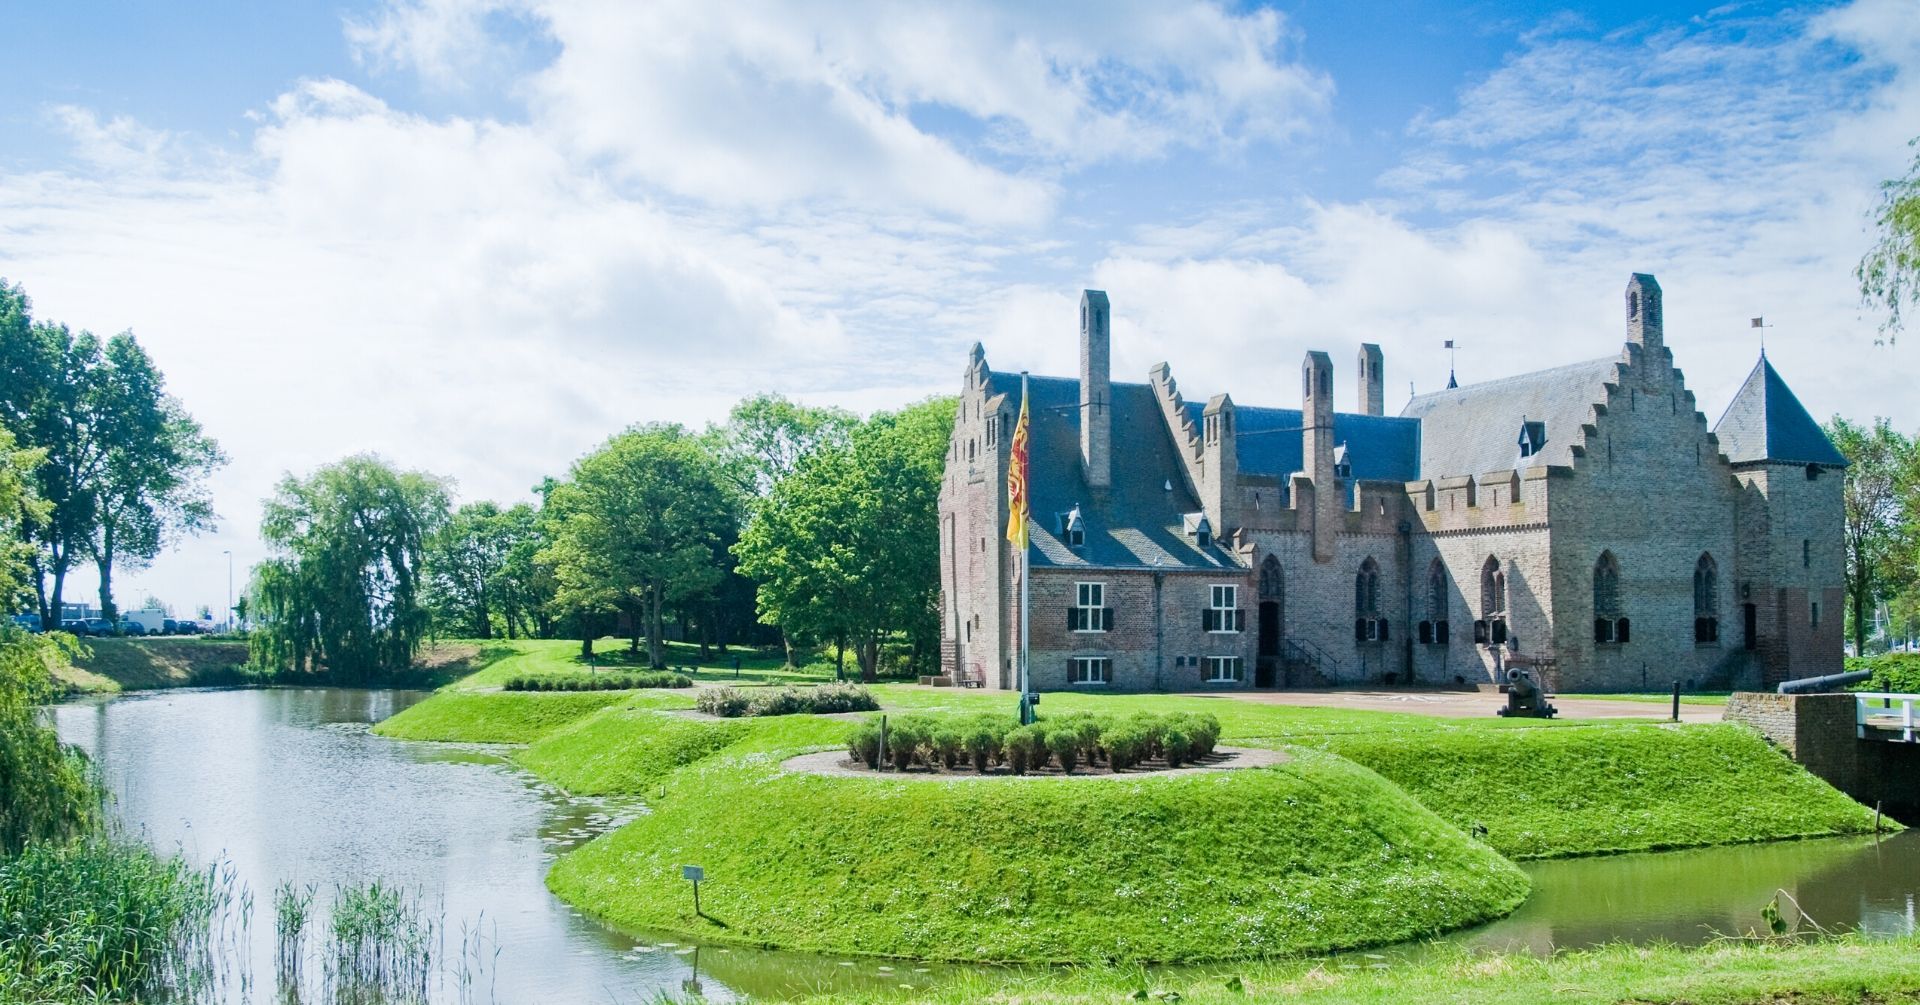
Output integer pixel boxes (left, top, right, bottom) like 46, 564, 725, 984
1018, 371, 1032, 724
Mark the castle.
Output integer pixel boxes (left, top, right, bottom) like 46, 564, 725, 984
937, 275, 1846, 693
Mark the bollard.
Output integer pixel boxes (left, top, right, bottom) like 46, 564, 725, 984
1671, 681, 1681, 722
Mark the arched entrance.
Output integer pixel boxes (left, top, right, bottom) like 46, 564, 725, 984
1256, 555, 1284, 687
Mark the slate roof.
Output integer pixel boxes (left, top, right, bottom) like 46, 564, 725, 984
1712, 355, 1848, 467
1399, 356, 1623, 479
1180, 401, 1421, 483
992, 372, 1240, 571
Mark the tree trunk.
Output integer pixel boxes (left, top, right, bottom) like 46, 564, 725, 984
580, 632, 594, 660
648, 582, 666, 670
834, 634, 846, 680
782, 631, 795, 668
697, 613, 711, 661
858, 634, 879, 683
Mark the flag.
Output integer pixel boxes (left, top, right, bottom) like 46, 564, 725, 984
1006, 387, 1030, 550
1444, 339, 1454, 349
1751, 317, 1765, 328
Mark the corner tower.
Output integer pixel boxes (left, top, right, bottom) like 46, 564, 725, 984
1358, 343, 1384, 416
1302, 350, 1338, 563
1626, 273, 1663, 351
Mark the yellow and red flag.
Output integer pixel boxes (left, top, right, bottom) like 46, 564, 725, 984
1006, 386, 1030, 550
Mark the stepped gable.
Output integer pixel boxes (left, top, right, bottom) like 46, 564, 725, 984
1178, 400, 1419, 482
1399, 356, 1621, 479
1712, 355, 1848, 467
992, 371, 1233, 571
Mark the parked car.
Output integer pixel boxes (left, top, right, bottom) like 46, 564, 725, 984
83, 618, 117, 636
61, 619, 91, 635
162, 618, 179, 635
121, 609, 169, 636
10, 613, 42, 633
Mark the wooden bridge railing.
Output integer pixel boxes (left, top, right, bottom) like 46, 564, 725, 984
1855, 692, 1918, 743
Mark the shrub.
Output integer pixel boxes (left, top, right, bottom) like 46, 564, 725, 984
749, 687, 810, 717
887, 718, 928, 770
1102, 722, 1149, 771
848, 720, 883, 768
1162, 725, 1193, 768
962, 718, 1003, 772
929, 727, 964, 770
696, 687, 754, 717
1850, 652, 1920, 693
1004, 725, 1043, 775
1173, 712, 1221, 758
1129, 712, 1169, 760
504, 671, 694, 692
1043, 722, 1081, 774
805, 682, 880, 714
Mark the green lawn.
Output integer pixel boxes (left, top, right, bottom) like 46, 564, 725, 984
1303, 723, 1886, 859
767, 934, 1920, 1004
546, 743, 1529, 964
439, 637, 833, 690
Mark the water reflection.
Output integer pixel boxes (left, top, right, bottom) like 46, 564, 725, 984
53, 688, 1920, 1004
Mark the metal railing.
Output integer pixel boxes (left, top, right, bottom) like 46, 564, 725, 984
1855, 692, 1917, 743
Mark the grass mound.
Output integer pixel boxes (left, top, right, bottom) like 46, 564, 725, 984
547, 748, 1529, 963
1310, 723, 1888, 859
516, 708, 850, 794
58, 637, 255, 692
372, 690, 635, 743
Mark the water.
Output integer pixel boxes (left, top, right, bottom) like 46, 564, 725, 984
52, 688, 1920, 1003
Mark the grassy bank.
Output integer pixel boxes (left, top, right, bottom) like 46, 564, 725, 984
547, 743, 1528, 963
515, 705, 847, 794
371, 689, 644, 743
1304, 723, 1887, 859
446, 638, 828, 691
55, 637, 258, 693
757, 934, 1920, 1004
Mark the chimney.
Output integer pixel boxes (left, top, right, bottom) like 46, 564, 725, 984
1358, 343, 1384, 416
1201, 393, 1237, 533
1302, 350, 1338, 563
1626, 273, 1663, 351
1080, 290, 1111, 492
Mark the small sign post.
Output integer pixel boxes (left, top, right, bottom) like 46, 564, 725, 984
682, 864, 704, 916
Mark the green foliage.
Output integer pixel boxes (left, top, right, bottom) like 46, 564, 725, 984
1848, 651, 1920, 692
694, 682, 879, 717
250, 455, 451, 681
513, 703, 848, 796
541, 425, 738, 668
546, 747, 1529, 963
0, 283, 223, 624
734, 398, 955, 680
1308, 723, 1886, 859
501, 671, 691, 691
1858, 136, 1920, 343
0, 628, 95, 856
424, 501, 549, 640
1825, 416, 1918, 655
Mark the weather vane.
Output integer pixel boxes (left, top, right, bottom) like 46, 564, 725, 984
1751, 317, 1770, 356
1444, 339, 1458, 389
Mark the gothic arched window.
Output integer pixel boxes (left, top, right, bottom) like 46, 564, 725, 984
1594, 551, 1628, 644
1693, 553, 1719, 644
1476, 557, 1508, 645
1354, 557, 1385, 643
1259, 555, 1284, 600
1420, 559, 1450, 645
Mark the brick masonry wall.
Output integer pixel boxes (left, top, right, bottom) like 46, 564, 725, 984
1725, 692, 1920, 819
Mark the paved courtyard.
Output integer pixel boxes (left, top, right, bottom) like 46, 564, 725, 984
1177, 688, 1725, 723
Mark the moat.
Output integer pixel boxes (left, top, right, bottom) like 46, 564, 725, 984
54, 687, 1920, 1004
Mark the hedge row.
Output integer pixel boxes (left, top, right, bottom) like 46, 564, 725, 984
846, 710, 1222, 774
1847, 652, 1920, 693
502, 672, 692, 692
695, 683, 878, 717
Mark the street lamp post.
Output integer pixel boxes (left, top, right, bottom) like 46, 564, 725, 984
223, 550, 233, 632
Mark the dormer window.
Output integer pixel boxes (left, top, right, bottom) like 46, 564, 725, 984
1332, 443, 1352, 480
1184, 512, 1212, 549
1517, 420, 1546, 458
1057, 507, 1086, 548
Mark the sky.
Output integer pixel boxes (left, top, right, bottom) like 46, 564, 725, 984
1, 0, 1916, 619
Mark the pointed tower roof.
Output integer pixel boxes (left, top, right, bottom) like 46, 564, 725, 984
1712, 355, 1847, 467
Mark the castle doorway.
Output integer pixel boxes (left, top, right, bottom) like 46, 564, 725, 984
1256, 601, 1282, 687
1743, 603, 1757, 651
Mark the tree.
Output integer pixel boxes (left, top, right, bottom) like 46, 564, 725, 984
425, 501, 515, 638
720, 393, 859, 496
87, 334, 225, 620
249, 455, 450, 681
1828, 416, 1915, 656
0, 420, 94, 853
735, 398, 953, 681
489, 501, 552, 640
1859, 137, 1920, 344
0, 282, 223, 622
541, 426, 733, 668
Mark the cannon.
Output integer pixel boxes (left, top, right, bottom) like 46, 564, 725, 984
1496, 667, 1558, 719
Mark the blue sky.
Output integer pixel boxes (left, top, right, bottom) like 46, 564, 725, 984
0, 0, 1914, 615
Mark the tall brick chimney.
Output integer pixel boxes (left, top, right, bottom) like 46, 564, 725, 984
1303, 350, 1338, 563
1358, 343, 1384, 416
1626, 273, 1663, 351
1080, 290, 1111, 492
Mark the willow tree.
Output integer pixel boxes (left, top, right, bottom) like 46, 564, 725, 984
250, 455, 450, 681
1860, 137, 1920, 344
